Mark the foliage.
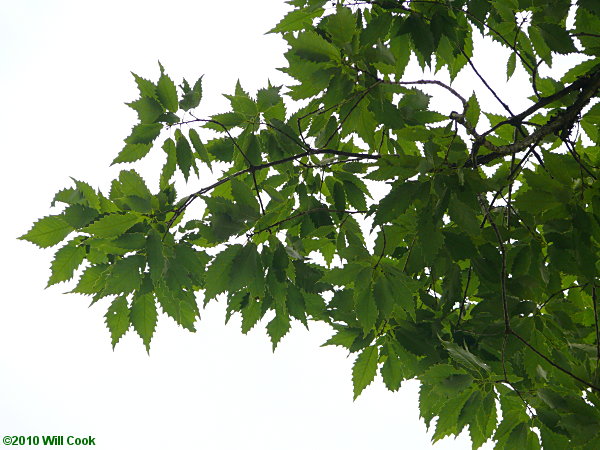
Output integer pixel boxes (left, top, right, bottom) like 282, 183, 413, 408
21, 0, 600, 447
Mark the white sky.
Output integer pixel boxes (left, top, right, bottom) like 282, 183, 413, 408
0, 0, 554, 448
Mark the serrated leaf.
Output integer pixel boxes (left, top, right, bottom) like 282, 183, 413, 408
324, 6, 356, 46
130, 291, 157, 352
269, 5, 325, 33
156, 284, 199, 332
204, 245, 242, 300
432, 390, 473, 442
257, 84, 283, 112
71, 264, 109, 295
404, 15, 435, 65
373, 181, 418, 225
146, 228, 164, 284
111, 143, 152, 165
266, 313, 291, 350
537, 23, 576, 54
290, 30, 340, 62
466, 92, 480, 128
443, 341, 490, 374
51, 188, 84, 207
373, 275, 395, 318
529, 26, 552, 67
189, 129, 212, 170
355, 284, 378, 333
131, 73, 157, 98
448, 197, 480, 235
179, 76, 203, 111
63, 204, 99, 229
381, 344, 403, 391
20, 215, 73, 248
118, 170, 152, 200
322, 327, 360, 349
103, 255, 144, 295
241, 297, 263, 334
160, 138, 177, 188
124, 123, 163, 145
175, 133, 195, 180
47, 240, 86, 286
70, 178, 101, 210
156, 68, 178, 112
105, 295, 130, 349
230, 243, 264, 297
82, 213, 142, 238
352, 345, 379, 400
127, 96, 164, 123
112, 233, 146, 250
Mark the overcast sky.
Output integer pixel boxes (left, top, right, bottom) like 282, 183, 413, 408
0, 1, 546, 448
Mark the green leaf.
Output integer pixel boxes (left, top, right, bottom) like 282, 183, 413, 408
146, 228, 165, 284
448, 197, 480, 235
105, 295, 130, 349
20, 215, 73, 248
373, 274, 395, 318
324, 6, 356, 46
466, 92, 480, 128
130, 291, 158, 352
47, 240, 86, 286
539, 424, 570, 449
257, 84, 283, 113
266, 313, 291, 350
111, 143, 152, 165
156, 284, 199, 332
432, 390, 473, 442
381, 344, 403, 391
352, 345, 379, 400
160, 138, 177, 188
241, 297, 263, 334
131, 73, 157, 99
289, 30, 340, 62
82, 213, 142, 238
506, 52, 516, 80
118, 170, 152, 200
71, 264, 109, 295
404, 15, 435, 65
204, 245, 242, 300
124, 123, 163, 145
529, 25, 552, 66
103, 255, 144, 295
322, 327, 360, 349
156, 66, 178, 112
175, 132, 195, 180
443, 341, 490, 374
127, 96, 164, 123
355, 282, 378, 333
537, 23, 577, 54
373, 181, 418, 225
63, 204, 99, 229
179, 76, 203, 111
189, 129, 212, 170
230, 243, 264, 298
269, 5, 325, 33
69, 178, 101, 210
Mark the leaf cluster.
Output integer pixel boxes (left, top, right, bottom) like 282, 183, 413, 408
21, 0, 600, 447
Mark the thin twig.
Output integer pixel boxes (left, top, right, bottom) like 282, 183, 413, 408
250, 207, 367, 236
456, 265, 472, 328
374, 226, 386, 270
593, 285, 600, 376
510, 330, 600, 392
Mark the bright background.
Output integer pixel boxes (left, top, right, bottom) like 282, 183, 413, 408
0, 0, 555, 448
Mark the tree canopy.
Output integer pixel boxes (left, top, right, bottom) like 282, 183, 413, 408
20, 0, 600, 447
